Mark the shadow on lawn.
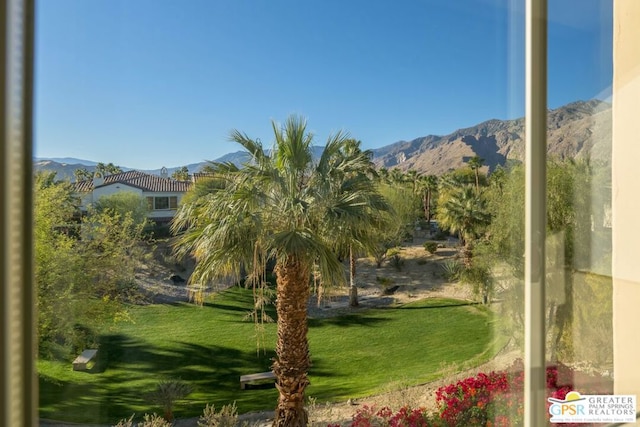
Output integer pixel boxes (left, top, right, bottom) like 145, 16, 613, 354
308, 314, 390, 329
40, 333, 278, 424
398, 300, 480, 310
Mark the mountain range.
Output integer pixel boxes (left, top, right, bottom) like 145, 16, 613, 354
35, 99, 611, 181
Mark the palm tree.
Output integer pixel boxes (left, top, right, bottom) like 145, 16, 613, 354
171, 166, 190, 181
406, 169, 419, 193
417, 174, 438, 225
73, 167, 92, 182
377, 167, 389, 184
323, 139, 388, 307
171, 116, 386, 427
95, 162, 122, 176
389, 168, 405, 185
467, 155, 485, 194
437, 185, 490, 267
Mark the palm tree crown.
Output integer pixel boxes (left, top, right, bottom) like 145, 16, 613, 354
437, 184, 490, 266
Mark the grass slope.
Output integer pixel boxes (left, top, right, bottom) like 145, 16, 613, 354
39, 287, 501, 424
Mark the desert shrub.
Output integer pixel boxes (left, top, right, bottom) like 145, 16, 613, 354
198, 401, 238, 427
146, 379, 192, 421
113, 414, 134, 427
113, 413, 171, 427
423, 241, 438, 254
375, 276, 395, 287
387, 248, 404, 271
139, 413, 172, 427
440, 259, 463, 281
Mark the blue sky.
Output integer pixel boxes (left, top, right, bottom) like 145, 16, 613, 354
34, 0, 612, 170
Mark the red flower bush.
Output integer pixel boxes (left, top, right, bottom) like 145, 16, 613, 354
336, 360, 612, 427
434, 360, 611, 427
435, 370, 518, 426
348, 404, 443, 427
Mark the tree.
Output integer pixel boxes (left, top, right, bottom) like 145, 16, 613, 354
322, 139, 389, 307
371, 182, 421, 266
171, 116, 387, 427
172, 166, 190, 181
437, 184, 490, 267
93, 192, 149, 227
80, 206, 148, 302
417, 174, 438, 225
377, 167, 389, 184
389, 168, 405, 185
406, 169, 419, 193
34, 172, 141, 358
73, 167, 92, 182
34, 172, 85, 356
467, 155, 485, 194
95, 162, 122, 176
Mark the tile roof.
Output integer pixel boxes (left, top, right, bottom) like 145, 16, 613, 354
191, 172, 217, 183
74, 170, 192, 193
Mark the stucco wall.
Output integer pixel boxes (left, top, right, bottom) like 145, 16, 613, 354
80, 184, 184, 220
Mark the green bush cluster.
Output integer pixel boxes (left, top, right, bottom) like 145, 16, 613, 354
423, 241, 438, 254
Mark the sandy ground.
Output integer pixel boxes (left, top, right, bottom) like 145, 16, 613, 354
41, 238, 520, 427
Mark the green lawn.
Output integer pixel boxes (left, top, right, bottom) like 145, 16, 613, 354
39, 287, 503, 424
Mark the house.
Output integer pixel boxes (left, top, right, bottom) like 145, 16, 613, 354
73, 168, 192, 224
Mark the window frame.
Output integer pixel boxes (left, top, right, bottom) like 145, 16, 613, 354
147, 196, 179, 211
1, 0, 623, 425
523, 0, 548, 425
1, 0, 37, 426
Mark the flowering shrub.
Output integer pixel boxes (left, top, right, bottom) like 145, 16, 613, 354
435, 370, 517, 426
346, 404, 443, 427
434, 360, 611, 427
337, 361, 611, 427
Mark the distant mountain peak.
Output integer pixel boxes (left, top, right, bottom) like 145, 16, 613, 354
372, 99, 611, 175
35, 100, 612, 180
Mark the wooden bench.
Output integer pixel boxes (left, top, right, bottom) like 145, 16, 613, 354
240, 371, 276, 389
72, 349, 98, 371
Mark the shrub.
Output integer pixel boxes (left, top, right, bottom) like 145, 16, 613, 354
375, 276, 395, 287
113, 413, 171, 427
435, 360, 611, 427
387, 248, 404, 271
440, 259, 462, 281
198, 401, 238, 427
436, 370, 515, 426
144, 223, 173, 239
459, 265, 493, 304
113, 414, 134, 427
145, 379, 192, 421
346, 404, 442, 427
423, 241, 438, 254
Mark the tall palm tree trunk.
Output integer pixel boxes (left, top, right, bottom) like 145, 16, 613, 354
462, 239, 473, 268
349, 245, 358, 307
424, 190, 432, 226
272, 257, 311, 427
474, 170, 480, 195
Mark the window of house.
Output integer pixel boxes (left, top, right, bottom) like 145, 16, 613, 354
147, 196, 178, 210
